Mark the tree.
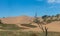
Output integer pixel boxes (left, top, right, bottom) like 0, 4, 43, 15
56, 14, 60, 21
56, 14, 60, 18
50, 16, 54, 21
42, 15, 51, 22
33, 12, 44, 32
33, 12, 48, 36
42, 15, 50, 19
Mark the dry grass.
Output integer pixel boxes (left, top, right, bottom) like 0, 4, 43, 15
0, 31, 60, 36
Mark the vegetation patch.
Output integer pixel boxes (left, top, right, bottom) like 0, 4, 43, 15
0, 24, 20, 30
0, 31, 60, 36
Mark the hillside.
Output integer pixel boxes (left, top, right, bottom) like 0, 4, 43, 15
0, 16, 34, 24
0, 16, 60, 32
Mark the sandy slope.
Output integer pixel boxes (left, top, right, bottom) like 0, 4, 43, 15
0, 16, 33, 24
46, 21, 60, 32
0, 16, 60, 32
19, 21, 60, 32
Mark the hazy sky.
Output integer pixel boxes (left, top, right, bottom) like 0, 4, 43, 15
0, 0, 60, 17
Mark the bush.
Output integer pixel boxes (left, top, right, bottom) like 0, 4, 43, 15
0, 20, 3, 24
46, 20, 52, 23
33, 18, 40, 23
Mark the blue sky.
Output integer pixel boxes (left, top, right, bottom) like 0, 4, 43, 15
0, 0, 60, 17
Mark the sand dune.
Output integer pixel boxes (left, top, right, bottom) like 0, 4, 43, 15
0, 16, 33, 24
0, 16, 60, 32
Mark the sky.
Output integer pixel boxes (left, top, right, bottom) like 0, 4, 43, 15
0, 0, 60, 17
